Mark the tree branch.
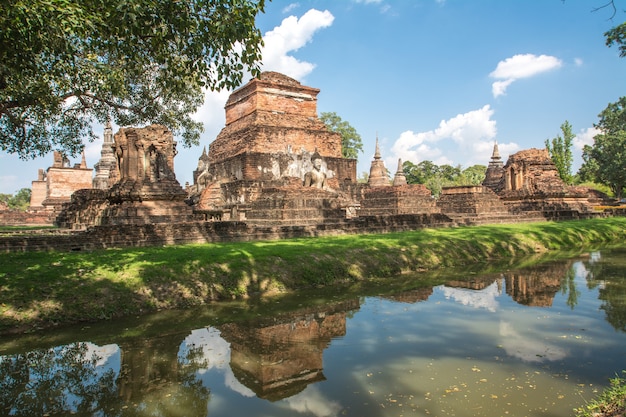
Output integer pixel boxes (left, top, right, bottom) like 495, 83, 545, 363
592, 0, 619, 20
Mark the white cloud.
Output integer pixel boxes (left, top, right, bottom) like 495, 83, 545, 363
390, 105, 499, 166
490, 54, 563, 97
574, 57, 584, 67
261, 9, 334, 80
192, 89, 230, 135
491, 79, 514, 98
282, 3, 299, 14
573, 126, 598, 150
84, 139, 103, 161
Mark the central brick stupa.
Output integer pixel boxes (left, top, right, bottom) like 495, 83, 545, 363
193, 72, 358, 223
210, 71, 343, 166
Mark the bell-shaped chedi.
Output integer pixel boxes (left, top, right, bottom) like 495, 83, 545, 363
392, 158, 408, 186
93, 120, 119, 190
367, 137, 389, 188
360, 145, 438, 217
482, 141, 504, 191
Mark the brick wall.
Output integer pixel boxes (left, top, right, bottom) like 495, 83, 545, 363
1, 210, 619, 253
360, 185, 437, 216
0, 209, 54, 226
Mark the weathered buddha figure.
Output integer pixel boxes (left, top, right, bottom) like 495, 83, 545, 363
303, 152, 327, 189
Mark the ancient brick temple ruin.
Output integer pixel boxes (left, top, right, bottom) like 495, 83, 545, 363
56, 124, 197, 229
0, 71, 616, 250
29, 151, 93, 212
188, 71, 358, 225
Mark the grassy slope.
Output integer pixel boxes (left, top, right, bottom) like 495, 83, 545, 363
1, 217, 625, 334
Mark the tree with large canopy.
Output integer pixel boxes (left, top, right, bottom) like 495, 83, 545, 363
319, 112, 364, 160
0, 0, 267, 159
605, 21, 626, 57
578, 97, 626, 200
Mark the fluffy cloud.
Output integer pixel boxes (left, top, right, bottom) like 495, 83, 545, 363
573, 126, 598, 150
389, 105, 502, 166
261, 9, 334, 80
490, 54, 562, 97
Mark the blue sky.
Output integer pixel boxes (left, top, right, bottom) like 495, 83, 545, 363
1, 0, 625, 194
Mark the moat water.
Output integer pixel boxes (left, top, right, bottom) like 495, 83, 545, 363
1, 247, 626, 417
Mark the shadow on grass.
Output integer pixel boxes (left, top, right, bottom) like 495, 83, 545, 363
1, 217, 625, 334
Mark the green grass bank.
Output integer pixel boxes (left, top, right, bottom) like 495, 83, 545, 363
1, 217, 626, 335
575, 372, 626, 417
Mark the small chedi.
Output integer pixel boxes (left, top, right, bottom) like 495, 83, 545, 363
1, 71, 613, 250
92, 120, 119, 190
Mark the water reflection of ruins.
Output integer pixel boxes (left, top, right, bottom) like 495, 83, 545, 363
443, 261, 567, 308
217, 299, 359, 401
4, 255, 620, 416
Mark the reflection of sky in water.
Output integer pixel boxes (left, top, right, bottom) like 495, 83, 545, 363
573, 252, 605, 289
573, 260, 589, 279
179, 327, 255, 397
440, 280, 502, 312
85, 342, 119, 370
499, 320, 568, 362
437, 279, 569, 362
65, 343, 120, 410
282, 385, 342, 417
